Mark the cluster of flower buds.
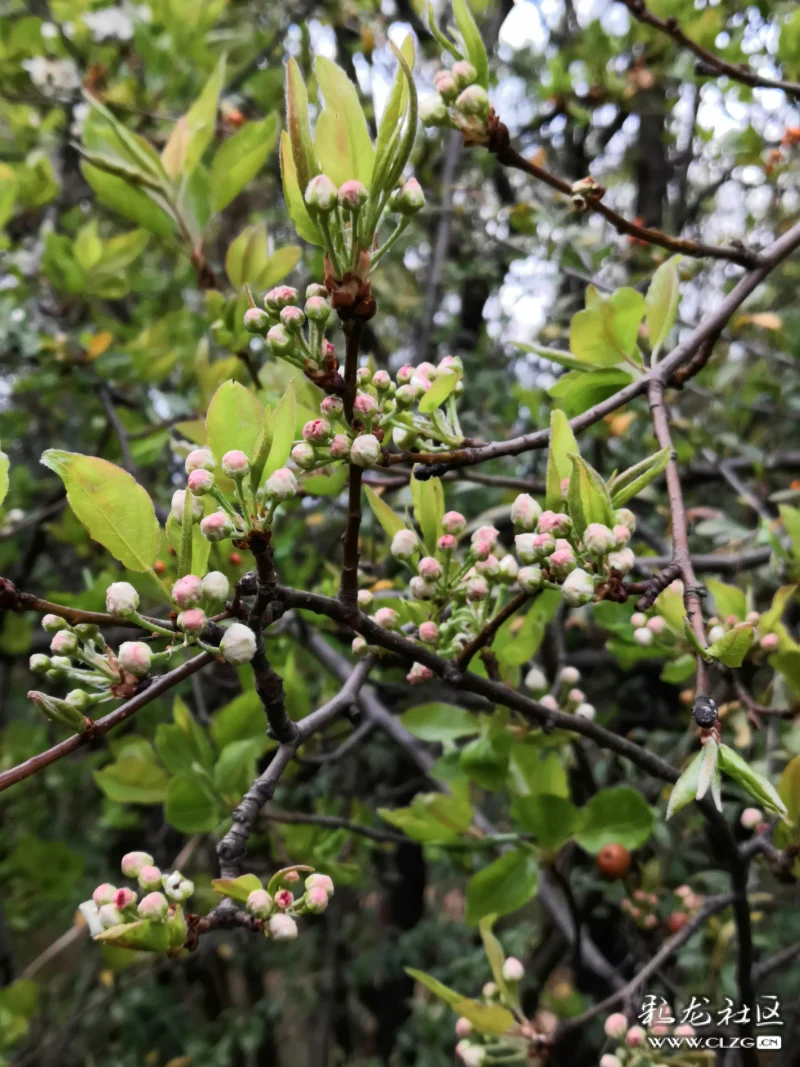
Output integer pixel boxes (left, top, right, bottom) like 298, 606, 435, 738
707, 610, 777, 654
629, 608, 673, 650
79, 851, 194, 946
420, 61, 491, 144
524, 664, 596, 720
244, 283, 338, 378
454, 960, 527, 1065
601, 1010, 695, 1066
621, 888, 660, 930
177, 444, 298, 545
569, 175, 606, 213
287, 355, 467, 474
240, 871, 335, 941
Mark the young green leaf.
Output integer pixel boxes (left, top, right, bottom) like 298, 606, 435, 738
760, 584, 797, 634
364, 484, 409, 540
210, 873, 264, 902
263, 379, 296, 478
399, 703, 479, 742
164, 774, 220, 832
211, 114, 278, 213
81, 161, 176, 238
645, 255, 682, 360
567, 453, 616, 537
258, 246, 303, 291
314, 56, 374, 187
705, 578, 747, 622
418, 369, 461, 413
706, 623, 753, 668
425, 0, 462, 60
94, 919, 171, 952
465, 848, 538, 925
279, 131, 323, 246
478, 917, 513, 1007
205, 380, 265, 462
41, 451, 159, 573
511, 794, 582, 851
569, 287, 645, 368
718, 744, 788, 816
666, 750, 703, 819
608, 447, 671, 507
452, 0, 489, 88
545, 408, 579, 510
285, 58, 319, 196
404, 969, 516, 1036
0, 442, 8, 506
509, 339, 599, 372
574, 787, 654, 852
411, 472, 444, 554
695, 736, 719, 802
180, 57, 226, 176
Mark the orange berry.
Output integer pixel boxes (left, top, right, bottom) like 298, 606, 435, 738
667, 911, 689, 934
228, 552, 243, 566
153, 560, 166, 575
596, 843, 631, 879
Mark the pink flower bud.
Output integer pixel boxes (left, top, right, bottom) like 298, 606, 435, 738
741, 807, 763, 829
476, 555, 500, 578
349, 434, 381, 468
352, 635, 369, 657
438, 534, 457, 551
93, 883, 118, 906
466, 576, 489, 600
471, 525, 499, 547
329, 434, 351, 459
373, 370, 391, 391
221, 450, 249, 478
539, 694, 558, 712
407, 662, 435, 685
114, 887, 137, 910
267, 323, 295, 355
264, 285, 299, 310
511, 493, 542, 531
433, 69, 458, 101
305, 885, 329, 913
106, 581, 139, 616
280, 305, 305, 331
138, 865, 163, 891
200, 511, 233, 542
613, 524, 631, 546
614, 507, 636, 532
583, 523, 616, 556
393, 177, 425, 215
274, 889, 294, 910
630, 612, 646, 628
321, 395, 343, 417
357, 589, 373, 609
292, 442, 317, 469
626, 1026, 646, 1047
452, 60, 478, 88
647, 616, 666, 635
51, 629, 77, 655
185, 448, 215, 474
396, 364, 415, 385
608, 548, 635, 575
338, 179, 369, 211
442, 511, 466, 536
303, 418, 333, 443
268, 913, 298, 940
188, 468, 214, 495
178, 608, 206, 634
549, 549, 576, 577
561, 568, 594, 606
353, 393, 379, 418
533, 533, 556, 557
746, 611, 760, 624
502, 957, 524, 981
244, 307, 270, 334
600, 1057, 622, 1067
471, 538, 492, 561
173, 574, 203, 609
220, 622, 257, 665
418, 556, 443, 581
455, 1017, 472, 1038
455, 84, 489, 119
374, 607, 399, 630
118, 641, 153, 678
418, 621, 439, 644
604, 1013, 628, 1039
246, 889, 273, 918
760, 632, 779, 651
137, 891, 169, 921
391, 529, 418, 561
266, 467, 298, 501
305, 174, 338, 212
537, 511, 571, 536
121, 851, 153, 878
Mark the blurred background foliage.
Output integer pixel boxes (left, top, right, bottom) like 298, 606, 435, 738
1, 0, 800, 1064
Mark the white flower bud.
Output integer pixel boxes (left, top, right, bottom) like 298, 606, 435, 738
29, 653, 51, 674
561, 568, 595, 607
201, 571, 230, 604
524, 666, 548, 694
374, 607, 399, 630
497, 555, 519, 583
291, 442, 317, 470
410, 576, 437, 600
247, 888, 273, 917
391, 529, 418, 561
118, 641, 153, 678
515, 533, 538, 564
105, 581, 139, 616
707, 625, 726, 644
305, 174, 338, 213
42, 613, 68, 632
633, 627, 653, 647
220, 623, 257, 665
455, 84, 489, 119
511, 493, 542, 531
630, 612, 647, 628
185, 448, 215, 474
583, 523, 616, 556
607, 548, 635, 575
200, 511, 233, 542
266, 467, 298, 501
518, 565, 543, 593
171, 489, 203, 524
575, 703, 596, 720
98, 903, 123, 928
420, 95, 449, 126
349, 434, 381, 468
502, 957, 524, 982
268, 913, 298, 941
357, 589, 373, 609
352, 635, 369, 657
559, 666, 580, 686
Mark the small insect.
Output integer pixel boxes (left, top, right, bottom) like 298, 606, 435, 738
692, 695, 718, 729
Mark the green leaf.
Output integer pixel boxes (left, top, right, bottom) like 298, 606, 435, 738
41, 451, 159, 573
285, 58, 319, 199
225, 223, 270, 288
549, 368, 633, 417
569, 287, 645, 367
172, 695, 215, 769
314, 56, 374, 187
567, 453, 615, 538
263, 379, 296, 478
706, 578, 747, 622
479, 917, 512, 1006
666, 750, 703, 819
211, 873, 264, 902
494, 589, 561, 667
465, 849, 538, 925
460, 730, 511, 792
575, 787, 654, 853
258, 245, 303, 290
205, 380, 265, 463
608, 447, 671, 507
94, 919, 171, 953
660, 654, 696, 684
93, 758, 170, 805
211, 690, 268, 748
378, 801, 460, 844
279, 131, 322, 246
399, 703, 478, 742
508, 747, 568, 798
214, 738, 264, 799
182, 56, 225, 177
411, 473, 444, 555
364, 484, 408, 540
370, 36, 416, 205
0, 443, 8, 506
404, 969, 515, 1036
777, 754, 800, 826
509, 340, 599, 373
166, 511, 211, 581
644, 255, 682, 359
695, 737, 719, 803
452, 0, 489, 88
780, 504, 800, 558
81, 162, 175, 237
511, 794, 582, 851
418, 369, 462, 414
718, 744, 788, 817
760, 585, 796, 634
164, 774, 220, 832
545, 408, 578, 510
211, 114, 278, 213
706, 623, 753, 668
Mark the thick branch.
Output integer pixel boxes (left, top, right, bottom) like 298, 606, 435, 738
339, 319, 366, 609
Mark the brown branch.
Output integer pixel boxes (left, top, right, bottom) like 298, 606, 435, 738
263, 809, 409, 845
247, 532, 296, 745
620, 0, 800, 99
0, 652, 213, 794
669, 330, 721, 387
339, 319, 366, 610
733, 675, 797, 721
456, 591, 531, 669
633, 547, 772, 574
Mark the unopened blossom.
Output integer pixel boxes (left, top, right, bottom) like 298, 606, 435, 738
433, 69, 458, 101
274, 889, 293, 910
741, 807, 763, 829
391, 529, 418, 561
418, 556, 443, 581
604, 1013, 628, 1039
106, 581, 139, 616
373, 370, 392, 391
418, 621, 439, 644
200, 511, 233, 542
374, 607, 399, 630
202, 571, 230, 604
306, 873, 335, 897
575, 703, 596, 720
407, 662, 434, 685
280, 305, 305, 331
138, 865, 163, 891
633, 627, 653, 647
600, 1057, 622, 1067
118, 641, 153, 678
613, 524, 631, 546
305, 174, 338, 212
113, 887, 137, 910
291, 442, 317, 469
353, 393, 379, 418
188, 468, 214, 495
338, 179, 368, 211
630, 612, 647, 628
357, 589, 373, 609
442, 511, 466, 535
471, 538, 492, 561
761, 633, 779, 651
269, 913, 298, 940
29, 654, 50, 674
51, 630, 77, 655
350, 434, 381, 468
537, 511, 571, 537
420, 94, 450, 125
329, 434, 350, 459
121, 851, 153, 878
647, 616, 666, 635
452, 60, 478, 88
410, 576, 436, 600
455, 1017, 472, 1038
524, 666, 548, 694
549, 549, 576, 578
267, 323, 295, 354
471, 525, 499, 547
221, 450, 249, 478
220, 623, 257, 665
172, 574, 203, 609
561, 568, 594, 607
42, 613, 68, 632
515, 533, 538, 564
626, 1026, 646, 1047
518, 565, 543, 593
303, 418, 333, 444
93, 883, 117, 906
614, 508, 636, 532
533, 532, 556, 557
305, 886, 330, 912
352, 635, 369, 657
394, 177, 425, 215
511, 493, 542, 530
438, 534, 457, 551
185, 448, 215, 474
502, 957, 524, 981
707, 624, 726, 644
138, 892, 169, 921
466, 575, 489, 600
171, 489, 203, 523
608, 548, 635, 574
497, 555, 519, 583
178, 608, 206, 634
583, 523, 616, 555
247, 889, 272, 918
98, 903, 123, 928
476, 554, 499, 578
244, 307, 270, 334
